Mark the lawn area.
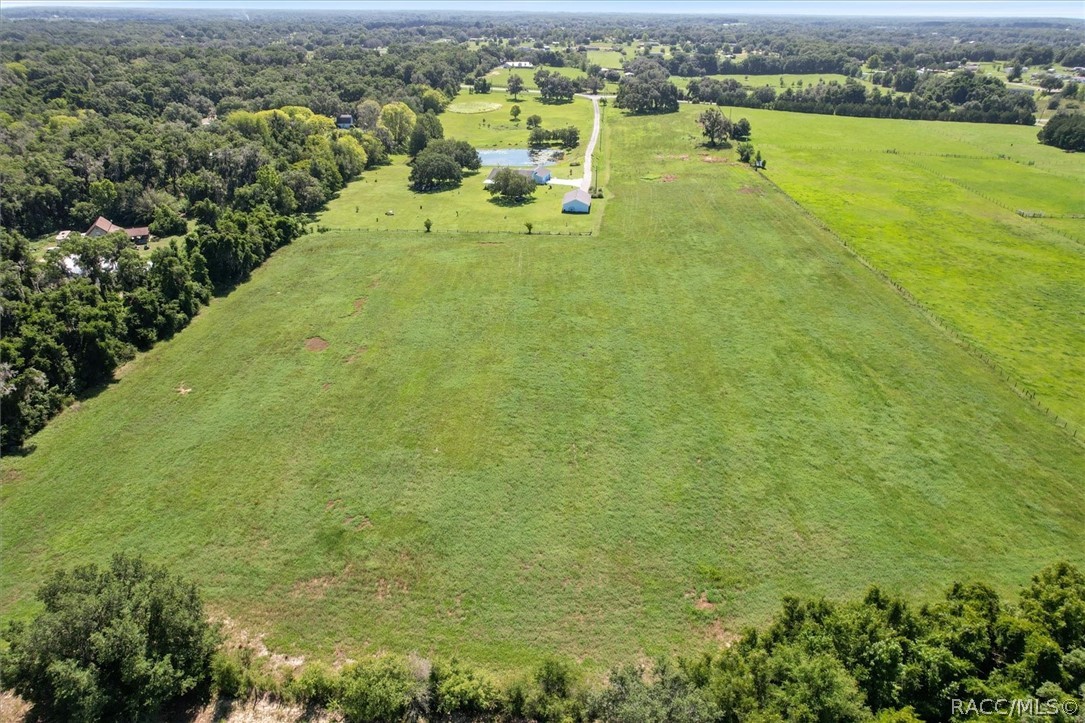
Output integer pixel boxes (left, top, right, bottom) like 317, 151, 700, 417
3, 104, 1081, 675
439, 95, 597, 180
320, 160, 599, 236
725, 106, 1085, 430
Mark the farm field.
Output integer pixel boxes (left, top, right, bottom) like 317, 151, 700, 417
724, 107, 1085, 430
3, 104, 1082, 674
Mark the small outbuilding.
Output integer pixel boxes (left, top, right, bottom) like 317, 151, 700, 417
562, 188, 591, 214
531, 165, 552, 184
336, 114, 354, 129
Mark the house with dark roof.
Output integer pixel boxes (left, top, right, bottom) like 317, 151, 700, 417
336, 114, 354, 129
562, 188, 591, 214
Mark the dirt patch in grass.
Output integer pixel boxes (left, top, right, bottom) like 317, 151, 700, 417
446, 101, 503, 114
701, 155, 727, 163
353, 297, 367, 314
176, 384, 192, 396
345, 346, 368, 364
738, 186, 762, 195
326, 498, 341, 511
661, 174, 678, 183
694, 593, 716, 611
345, 515, 372, 531
322, 382, 332, 391
706, 620, 740, 646
305, 337, 329, 352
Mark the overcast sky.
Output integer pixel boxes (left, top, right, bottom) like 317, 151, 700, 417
4, 0, 1084, 18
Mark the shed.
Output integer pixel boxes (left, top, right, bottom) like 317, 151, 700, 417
562, 188, 591, 214
336, 114, 354, 129
531, 165, 552, 184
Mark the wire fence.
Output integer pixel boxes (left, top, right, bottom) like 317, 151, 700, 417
317, 226, 593, 237
758, 172, 1082, 445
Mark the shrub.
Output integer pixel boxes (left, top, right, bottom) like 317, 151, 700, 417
430, 659, 501, 719
286, 662, 340, 705
149, 204, 187, 238
0, 554, 219, 722
338, 657, 418, 723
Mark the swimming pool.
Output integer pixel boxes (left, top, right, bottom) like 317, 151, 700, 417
477, 148, 561, 166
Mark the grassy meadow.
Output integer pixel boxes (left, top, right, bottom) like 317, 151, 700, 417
723, 107, 1085, 430
3, 103, 1082, 673
671, 73, 871, 90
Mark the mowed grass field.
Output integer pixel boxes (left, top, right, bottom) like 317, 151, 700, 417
722, 108, 1085, 430
2, 106, 1082, 674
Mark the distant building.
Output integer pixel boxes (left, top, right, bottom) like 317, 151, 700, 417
562, 188, 591, 214
503, 61, 535, 69
336, 114, 354, 129
85, 216, 151, 244
86, 216, 123, 237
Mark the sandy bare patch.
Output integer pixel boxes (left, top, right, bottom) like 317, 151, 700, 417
353, 297, 367, 314
345, 346, 368, 364
661, 174, 678, 183
694, 593, 715, 611
305, 337, 329, 351
189, 695, 345, 723
326, 498, 341, 511
701, 155, 727, 163
345, 514, 372, 531
176, 383, 192, 395
707, 619, 740, 646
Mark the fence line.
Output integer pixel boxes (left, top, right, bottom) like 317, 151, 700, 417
757, 171, 1082, 445
316, 226, 593, 237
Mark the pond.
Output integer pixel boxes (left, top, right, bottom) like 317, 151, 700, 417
477, 148, 562, 167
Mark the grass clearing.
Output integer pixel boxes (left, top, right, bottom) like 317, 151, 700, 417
725, 107, 1085, 429
672, 73, 873, 90
3, 104, 1081, 674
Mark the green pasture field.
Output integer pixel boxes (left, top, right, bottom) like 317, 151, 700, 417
3, 104, 1082, 674
723, 107, 1085, 429
487, 65, 621, 95
585, 47, 626, 68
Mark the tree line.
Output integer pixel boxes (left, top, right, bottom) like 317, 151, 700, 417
4, 556, 1082, 722
685, 70, 1037, 125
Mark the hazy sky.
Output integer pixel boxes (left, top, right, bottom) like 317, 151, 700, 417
4, 0, 1084, 18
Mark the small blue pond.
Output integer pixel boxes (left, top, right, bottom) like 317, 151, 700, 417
477, 148, 559, 167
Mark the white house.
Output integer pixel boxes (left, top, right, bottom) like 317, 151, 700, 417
562, 188, 591, 214
503, 61, 535, 69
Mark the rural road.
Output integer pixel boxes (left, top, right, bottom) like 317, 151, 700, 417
548, 93, 601, 191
